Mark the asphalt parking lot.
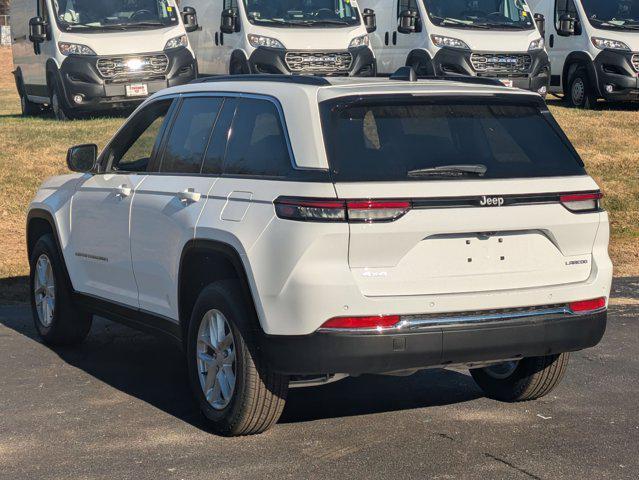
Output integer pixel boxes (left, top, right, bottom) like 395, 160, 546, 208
1, 278, 638, 480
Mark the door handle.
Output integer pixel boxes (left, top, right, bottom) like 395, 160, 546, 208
115, 185, 132, 198
392, 31, 397, 45
220, 32, 224, 45
215, 32, 219, 45
384, 32, 389, 45
178, 188, 202, 204
549, 34, 555, 48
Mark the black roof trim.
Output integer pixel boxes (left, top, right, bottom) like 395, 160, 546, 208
416, 76, 506, 87
190, 74, 331, 87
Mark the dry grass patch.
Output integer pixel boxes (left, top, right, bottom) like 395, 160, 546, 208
0, 47, 637, 302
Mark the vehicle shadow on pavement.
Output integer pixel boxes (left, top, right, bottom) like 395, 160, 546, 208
0, 306, 483, 431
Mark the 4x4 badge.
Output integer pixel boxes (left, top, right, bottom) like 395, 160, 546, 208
479, 196, 505, 207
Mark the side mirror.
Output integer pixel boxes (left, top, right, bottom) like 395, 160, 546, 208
67, 144, 98, 173
182, 6, 199, 33
534, 13, 545, 39
558, 14, 575, 36
398, 10, 417, 34
362, 8, 376, 33
220, 9, 239, 34
28, 17, 47, 44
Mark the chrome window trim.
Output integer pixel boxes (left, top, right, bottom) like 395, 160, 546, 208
317, 305, 607, 335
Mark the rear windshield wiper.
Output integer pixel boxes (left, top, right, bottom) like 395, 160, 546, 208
408, 164, 488, 178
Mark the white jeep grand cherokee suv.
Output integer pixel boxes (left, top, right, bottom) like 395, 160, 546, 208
27, 70, 612, 436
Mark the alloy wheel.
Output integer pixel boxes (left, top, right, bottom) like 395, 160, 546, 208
34, 254, 56, 328
196, 309, 237, 410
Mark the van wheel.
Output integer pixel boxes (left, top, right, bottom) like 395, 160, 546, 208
50, 81, 73, 121
29, 234, 92, 346
470, 353, 570, 402
230, 58, 250, 75
567, 66, 597, 109
20, 92, 42, 116
186, 281, 288, 436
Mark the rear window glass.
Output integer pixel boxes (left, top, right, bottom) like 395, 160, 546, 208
321, 100, 586, 182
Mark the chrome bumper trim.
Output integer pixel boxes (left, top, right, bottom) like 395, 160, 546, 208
317, 305, 606, 335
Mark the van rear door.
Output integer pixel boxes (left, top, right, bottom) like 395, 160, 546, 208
321, 95, 603, 297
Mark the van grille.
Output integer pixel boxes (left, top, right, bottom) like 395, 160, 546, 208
470, 53, 532, 75
96, 54, 169, 79
285, 51, 352, 73
632, 54, 639, 72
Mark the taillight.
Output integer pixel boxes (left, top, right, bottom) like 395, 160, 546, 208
274, 197, 411, 223
274, 198, 346, 222
569, 297, 606, 313
347, 200, 412, 223
560, 192, 603, 213
319, 315, 401, 330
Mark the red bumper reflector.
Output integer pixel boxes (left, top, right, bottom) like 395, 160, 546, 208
320, 315, 401, 330
569, 297, 606, 313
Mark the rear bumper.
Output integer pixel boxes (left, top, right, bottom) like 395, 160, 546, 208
261, 309, 607, 375
57, 47, 196, 112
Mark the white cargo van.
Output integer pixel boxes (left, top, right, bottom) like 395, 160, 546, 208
10, 0, 199, 119
529, 0, 639, 107
184, 0, 377, 76
360, 0, 550, 94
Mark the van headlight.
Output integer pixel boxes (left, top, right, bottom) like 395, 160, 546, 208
591, 37, 630, 51
349, 34, 369, 48
528, 38, 545, 51
430, 35, 470, 50
248, 34, 285, 49
58, 42, 96, 56
164, 34, 188, 50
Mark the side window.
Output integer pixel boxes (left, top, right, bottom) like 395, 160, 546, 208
37, 0, 50, 22
398, 0, 419, 15
159, 97, 223, 174
202, 98, 238, 175
223, 0, 238, 12
223, 98, 292, 178
109, 99, 173, 173
555, 0, 579, 28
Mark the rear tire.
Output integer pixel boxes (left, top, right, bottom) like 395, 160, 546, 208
29, 234, 92, 346
470, 353, 570, 402
186, 281, 288, 436
567, 66, 597, 109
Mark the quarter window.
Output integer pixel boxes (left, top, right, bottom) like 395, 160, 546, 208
160, 97, 223, 174
201, 98, 238, 175
109, 99, 173, 173
223, 98, 292, 177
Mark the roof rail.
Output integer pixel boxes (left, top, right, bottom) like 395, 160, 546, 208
190, 74, 331, 87
417, 75, 506, 87
387, 67, 506, 87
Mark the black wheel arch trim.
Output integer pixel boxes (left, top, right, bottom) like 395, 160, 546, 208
230, 50, 250, 74
178, 239, 265, 341
563, 52, 600, 97
405, 49, 434, 75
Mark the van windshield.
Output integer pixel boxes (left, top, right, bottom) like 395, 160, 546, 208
582, 0, 639, 31
422, 0, 535, 30
54, 0, 179, 31
242, 0, 360, 27
320, 97, 585, 182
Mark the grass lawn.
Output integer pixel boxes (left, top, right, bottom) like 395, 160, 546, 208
0, 47, 637, 302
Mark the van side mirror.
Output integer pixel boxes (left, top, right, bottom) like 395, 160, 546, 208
363, 8, 376, 33
28, 17, 47, 44
67, 144, 98, 173
534, 13, 545, 38
398, 10, 418, 34
557, 14, 575, 36
221, 9, 239, 34
182, 6, 199, 33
